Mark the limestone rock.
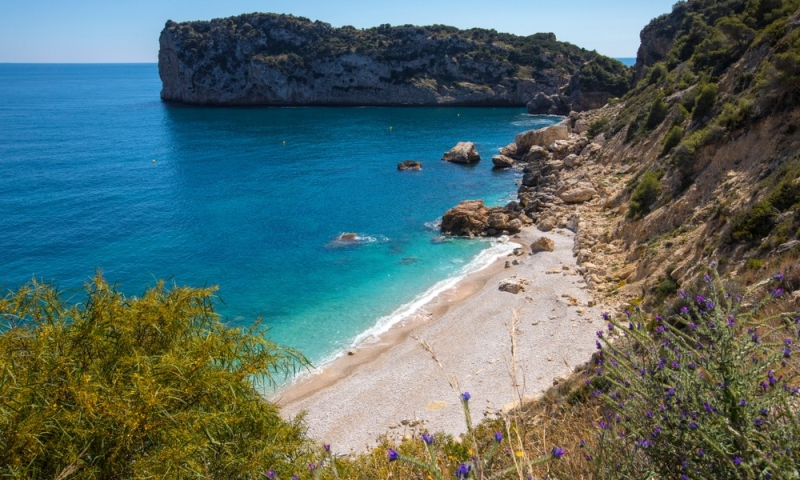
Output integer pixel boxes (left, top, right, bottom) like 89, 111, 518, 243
442, 142, 481, 164
441, 200, 491, 236
563, 154, 581, 168
523, 146, 549, 162
499, 278, 529, 294
499, 142, 519, 158
531, 237, 555, 253
397, 160, 422, 171
515, 123, 570, 152
492, 155, 515, 169
537, 216, 557, 232
558, 183, 597, 204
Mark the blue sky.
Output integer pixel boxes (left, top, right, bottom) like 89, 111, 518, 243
0, 1, 677, 63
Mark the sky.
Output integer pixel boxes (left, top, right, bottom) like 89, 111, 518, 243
0, 1, 678, 63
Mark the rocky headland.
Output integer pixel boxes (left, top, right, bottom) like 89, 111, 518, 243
158, 13, 630, 111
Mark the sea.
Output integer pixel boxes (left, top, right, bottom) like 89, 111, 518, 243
0, 63, 562, 371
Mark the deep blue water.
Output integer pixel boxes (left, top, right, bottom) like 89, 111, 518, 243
616, 57, 636, 67
0, 64, 560, 366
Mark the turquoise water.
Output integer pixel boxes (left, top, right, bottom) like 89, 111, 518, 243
0, 64, 560, 365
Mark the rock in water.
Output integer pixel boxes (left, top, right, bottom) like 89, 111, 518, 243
492, 155, 515, 169
397, 160, 422, 171
441, 200, 491, 236
442, 142, 481, 164
530, 237, 555, 253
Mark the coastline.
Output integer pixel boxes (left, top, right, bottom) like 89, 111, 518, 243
273, 225, 604, 454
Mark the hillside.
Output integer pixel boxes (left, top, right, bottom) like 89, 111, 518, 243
158, 13, 629, 109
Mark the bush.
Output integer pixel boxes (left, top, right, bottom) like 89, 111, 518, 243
646, 93, 669, 130
590, 274, 800, 478
661, 125, 684, 156
692, 82, 719, 121
587, 117, 610, 139
730, 200, 779, 242
0, 276, 313, 478
628, 171, 663, 219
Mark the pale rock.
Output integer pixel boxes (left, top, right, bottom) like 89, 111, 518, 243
499, 278, 529, 294
499, 142, 519, 158
442, 142, 481, 164
563, 154, 581, 168
492, 155, 515, 169
558, 183, 597, 204
530, 237, 555, 253
515, 123, 570, 152
537, 216, 557, 232
523, 146, 549, 162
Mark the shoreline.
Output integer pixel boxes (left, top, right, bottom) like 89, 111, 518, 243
273, 226, 604, 454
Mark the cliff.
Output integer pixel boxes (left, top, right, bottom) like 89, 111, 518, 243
158, 13, 629, 109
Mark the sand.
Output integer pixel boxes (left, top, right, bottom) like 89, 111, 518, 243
272, 226, 605, 454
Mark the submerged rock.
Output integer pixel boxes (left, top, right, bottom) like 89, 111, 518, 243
397, 160, 422, 171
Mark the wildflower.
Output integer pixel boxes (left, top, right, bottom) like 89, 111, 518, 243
671, 361, 680, 369
760, 408, 769, 416
680, 306, 689, 315
755, 418, 764, 426
696, 295, 706, 304
727, 316, 735, 327
266, 471, 276, 479
610, 358, 618, 367
625, 310, 631, 318
646, 411, 653, 418
551, 447, 566, 459
739, 399, 747, 407
292, 475, 299, 480
596, 340, 602, 350
768, 371, 777, 386
680, 290, 687, 298
774, 288, 784, 297
628, 322, 634, 330
752, 332, 761, 343
688, 362, 696, 369
666, 388, 676, 399
774, 273, 785, 281
704, 274, 712, 283
309, 463, 316, 472
652, 426, 661, 437
689, 421, 698, 430
689, 322, 697, 330
579, 439, 586, 448
422, 433, 434, 445
608, 322, 614, 331
494, 431, 503, 443
460, 391, 471, 402
596, 330, 603, 338
698, 448, 705, 457
656, 315, 664, 323
733, 457, 742, 466
324, 444, 331, 453
388, 449, 400, 461
704, 402, 713, 413
602, 312, 611, 320
598, 421, 609, 430
455, 463, 471, 479
639, 367, 646, 376
705, 301, 715, 310
707, 320, 716, 327
656, 325, 666, 334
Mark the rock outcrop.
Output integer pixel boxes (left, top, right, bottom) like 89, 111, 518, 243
158, 14, 629, 107
397, 160, 422, 171
442, 142, 480, 164
440, 200, 532, 237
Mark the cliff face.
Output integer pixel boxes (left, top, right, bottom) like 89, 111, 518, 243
158, 13, 628, 107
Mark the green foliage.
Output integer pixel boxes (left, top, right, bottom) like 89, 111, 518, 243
692, 82, 719, 121
717, 98, 753, 129
568, 54, 632, 98
0, 276, 313, 479
745, 258, 765, 270
587, 117, 610, 139
628, 171, 663, 219
661, 125, 685, 156
730, 200, 779, 242
646, 93, 669, 130
655, 276, 679, 296
647, 63, 669, 85
590, 275, 800, 478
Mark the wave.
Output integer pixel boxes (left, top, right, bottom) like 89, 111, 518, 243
325, 232, 388, 248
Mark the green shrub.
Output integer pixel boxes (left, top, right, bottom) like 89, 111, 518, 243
0, 276, 313, 479
628, 171, 662, 219
661, 125, 684, 156
745, 258, 765, 270
655, 276, 679, 296
692, 82, 719, 121
590, 275, 800, 478
647, 63, 669, 85
730, 200, 779, 242
587, 117, 610, 139
646, 93, 669, 130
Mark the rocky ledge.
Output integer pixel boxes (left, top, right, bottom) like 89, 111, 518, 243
158, 13, 629, 108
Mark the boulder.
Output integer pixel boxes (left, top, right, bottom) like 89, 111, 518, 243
563, 154, 581, 168
515, 123, 570, 152
558, 183, 597, 204
506, 218, 523, 233
487, 212, 510, 230
397, 160, 422, 171
531, 237, 555, 253
537, 216, 557, 232
499, 142, 519, 158
499, 278, 529, 294
523, 146, 549, 162
441, 200, 491, 236
442, 142, 481, 164
492, 155, 515, 169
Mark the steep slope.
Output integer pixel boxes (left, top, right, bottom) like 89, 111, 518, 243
158, 13, 630, 108
495, 0, 800, 311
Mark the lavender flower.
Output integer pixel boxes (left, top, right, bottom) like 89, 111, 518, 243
602, 312, 611, 320
388, 449, 400, 461
455, 463, 472, 479
681, 307, 690, 315
460, 391, 471, 402
727, 316, 735, 327
324, 444, 331, 453
422, 433, 434, 445
774, 288, 784, 297
596, 330, 603, 338
494, 431, 503, 443
551, 447, 566, 459
680, 290, 687, 298
774, 273, 785, 281
733, 457, 742, 466
266, 471, 276, 479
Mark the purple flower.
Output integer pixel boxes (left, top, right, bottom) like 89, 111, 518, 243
727, 316, 735, 327
705, 301, 715, 310
637, 438, 653, 448
785, 347, 792, 358
681, 306, 690, 315
460, 391, 471, 402
551, 447, 566, 459
596, 340, 603, 350
598, 421, 609, 430
422, 433, 434, 445
625, 310, 631, 318
292, 475, 299, 480
752, 332, 761, 343
704, 274, 712, 283
579, 439, 586, 448
608, 323, 615, 331
689, 322, 697, 330
628, 322, 634, 330
324, 444, 331, 453
388, 449, 400, 461
696, 295, 706, 304
680, 290, 687, 298
266, 471, 276, 479
596, 330, 603, 338
689, 421, 698, 430
455, 463, 472, 479
602, 312, 611, 320
774, 288, 784, 297
733, 456, 742, 466
698, 448, 705, 457
309, 463, 316, 472
656, 315, 664, 323
671, 361, 680, 369
774, 273, 784, 281
755, 418, 764, 426
494, 431, 503, 443
646, 411, 653, 418
739, 399, 747, 406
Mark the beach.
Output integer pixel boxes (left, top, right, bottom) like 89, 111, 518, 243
274, 226, 605, 454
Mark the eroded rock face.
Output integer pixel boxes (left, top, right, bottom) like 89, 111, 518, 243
515, 123, 570, 153
442, 142, 481, 164
441, 200, 530, 237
